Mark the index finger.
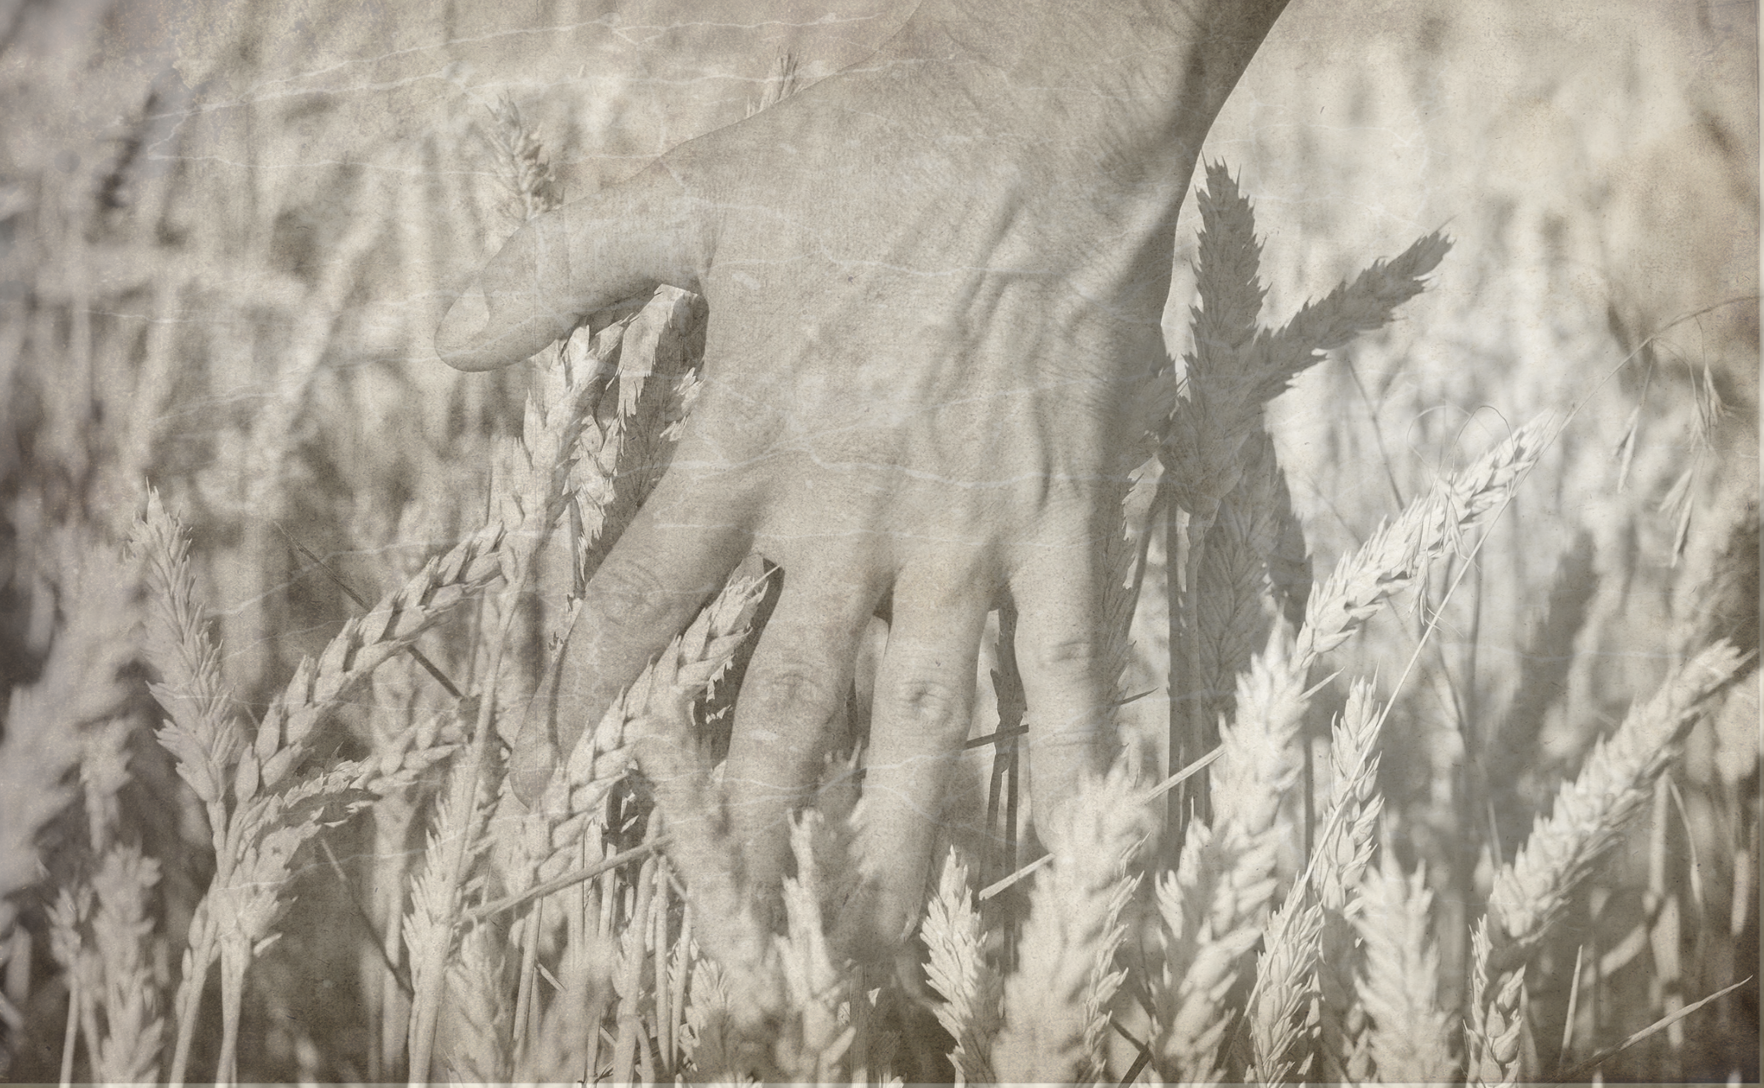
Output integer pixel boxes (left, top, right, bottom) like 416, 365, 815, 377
435, 160, 708, 371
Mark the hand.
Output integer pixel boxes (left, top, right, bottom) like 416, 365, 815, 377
437, 0, 1285, 950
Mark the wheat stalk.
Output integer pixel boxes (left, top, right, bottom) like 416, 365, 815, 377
515, 844, 623, 1083
1267, 456, 1313, 630
590, 573, 782, 1079
1163, 163, 1268, 826
206, 748, 456, 1085
402, 749, 501, 1071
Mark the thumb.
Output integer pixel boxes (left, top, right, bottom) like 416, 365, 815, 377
435, 160, 707, 371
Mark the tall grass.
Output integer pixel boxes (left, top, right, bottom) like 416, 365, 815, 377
0, 2, 1756, 1083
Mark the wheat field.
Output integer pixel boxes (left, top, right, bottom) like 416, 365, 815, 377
0, 0, 1757, 1084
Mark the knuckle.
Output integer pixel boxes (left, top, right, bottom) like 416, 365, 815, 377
744, 660, 843, 721
1026, 634, 1101, 674
588, 556, 674, 621
880, 676, 966, 734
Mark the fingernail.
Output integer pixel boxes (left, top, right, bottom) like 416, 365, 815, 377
435, 280, 491, 370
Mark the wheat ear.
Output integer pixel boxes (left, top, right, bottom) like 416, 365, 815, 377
519, 571, 766, 901
1239, 667, 1380, 1088
1185, 429, 1290, 743
1468, 641, 1745, 1086
993, 763, 1152, 1083
1247, 230, 1452, 401
0, 534, 138, 948
1152, 625, 1308, 1082
139, 500, 491, 1086
1354, 852, 1455, 1084
133, 491, 241, 819
1311, 681, 1385, 1083
1246, 895, 1323, 1086
921, 850, 1003, 1082
487, 96, 562, 223
402, 749, 504, 1082
1296, 415, 1552, 666
773, 811, 856, 1081
88, 844, 167, 1084
1162, 163, 1267, 825
248, 522, 503, 792
1488, 641, 1745, 951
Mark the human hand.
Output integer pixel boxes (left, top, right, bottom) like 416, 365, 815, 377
437, 0, 1286, 950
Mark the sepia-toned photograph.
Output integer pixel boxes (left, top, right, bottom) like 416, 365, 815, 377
0, 0, 1756, 1082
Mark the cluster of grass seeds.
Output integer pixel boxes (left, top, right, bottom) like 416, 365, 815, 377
0, 18, 1755, 1082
